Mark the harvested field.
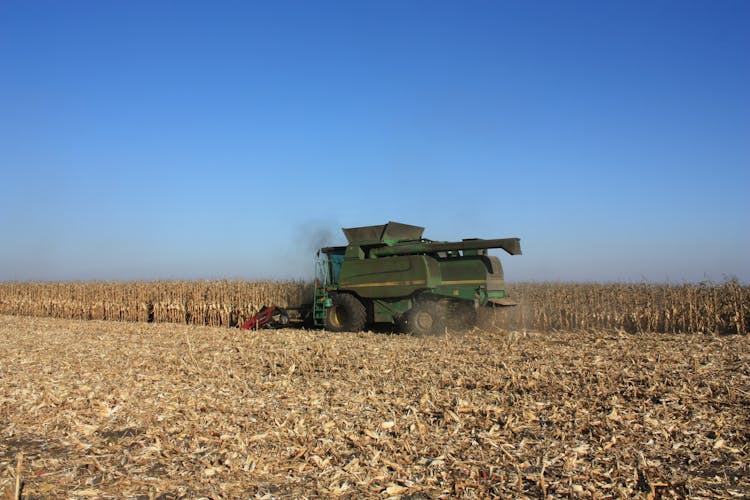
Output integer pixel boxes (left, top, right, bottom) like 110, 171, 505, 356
1, 315, 748, 498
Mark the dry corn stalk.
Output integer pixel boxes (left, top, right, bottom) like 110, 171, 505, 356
0, 279, 746, 334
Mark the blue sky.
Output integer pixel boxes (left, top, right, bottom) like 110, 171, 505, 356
1, 1, 748, 283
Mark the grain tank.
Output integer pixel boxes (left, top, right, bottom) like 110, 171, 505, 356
312, 222, 521, 334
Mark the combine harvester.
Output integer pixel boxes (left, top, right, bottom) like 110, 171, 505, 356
241, 222, 521, 335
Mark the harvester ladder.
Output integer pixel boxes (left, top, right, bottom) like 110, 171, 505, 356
312, 258, 328, 326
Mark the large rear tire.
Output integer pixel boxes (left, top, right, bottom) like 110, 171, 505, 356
405, 300, 446, 336
325, 294, 367, 332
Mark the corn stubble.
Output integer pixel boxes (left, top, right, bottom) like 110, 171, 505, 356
0, 315, 747, 498
0, 279, 747, 334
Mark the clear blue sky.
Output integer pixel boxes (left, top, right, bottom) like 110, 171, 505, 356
1, 1, 748, 283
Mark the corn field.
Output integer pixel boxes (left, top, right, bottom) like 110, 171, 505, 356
502, 280, 749, 335
0, 279, 747, 334
0, 281, 311, 328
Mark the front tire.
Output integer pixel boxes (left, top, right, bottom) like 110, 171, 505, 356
325, 293, 367, 332
405, 300, 446, 336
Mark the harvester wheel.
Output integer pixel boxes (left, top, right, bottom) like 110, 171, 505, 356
325, 294, 366, 332
405, 300, 446, 336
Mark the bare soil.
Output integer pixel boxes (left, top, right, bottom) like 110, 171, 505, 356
1, 315, 748, 498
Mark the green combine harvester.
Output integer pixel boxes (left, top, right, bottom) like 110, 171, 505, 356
312, 221, 521, 334
241, 222, 521, 334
